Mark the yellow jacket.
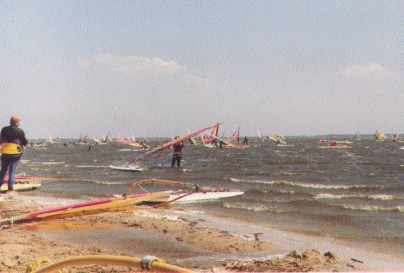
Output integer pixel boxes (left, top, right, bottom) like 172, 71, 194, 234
1, 142, 23, 155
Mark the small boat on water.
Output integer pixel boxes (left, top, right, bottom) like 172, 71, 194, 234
270, 134, 287, 145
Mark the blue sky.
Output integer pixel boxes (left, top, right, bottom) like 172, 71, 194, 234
0, 1, 402, 137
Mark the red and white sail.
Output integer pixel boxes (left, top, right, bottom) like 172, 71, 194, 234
131, 122, 221, 162
201, 122, 220, 145
232, 127, 240, 143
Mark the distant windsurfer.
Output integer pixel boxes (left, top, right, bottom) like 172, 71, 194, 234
243, 136, 249, 145
171, 136, 184, 168
0, 116, 28, 193
139, 140, 149, 150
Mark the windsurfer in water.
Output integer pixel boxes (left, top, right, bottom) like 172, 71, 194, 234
171, 136, 184, 168
0, 116, 28, 193
243, 136, 249, 145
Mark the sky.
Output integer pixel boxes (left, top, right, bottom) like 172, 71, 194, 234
0, 0, 402, 138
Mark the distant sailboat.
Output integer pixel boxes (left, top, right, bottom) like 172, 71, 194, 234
270, 134, 287, 145
232, 127, 240, 144
201, 122, 220, 148
375, 130, 385, 141
257, 129, 263, 140
392, 133, 400, 142
47, 136, 55, 144
77, 135, 89, 145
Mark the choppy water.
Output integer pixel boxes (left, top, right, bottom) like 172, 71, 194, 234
18, 137, 404, 256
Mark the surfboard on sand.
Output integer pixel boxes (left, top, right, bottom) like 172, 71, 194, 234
0, 183, 41, 193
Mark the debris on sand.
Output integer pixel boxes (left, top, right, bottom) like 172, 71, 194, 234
222, 249, 358, 272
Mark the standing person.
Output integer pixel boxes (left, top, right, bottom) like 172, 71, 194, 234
243, 136, 249, 145
0, 116, 28, 193
171, 136, 184, 168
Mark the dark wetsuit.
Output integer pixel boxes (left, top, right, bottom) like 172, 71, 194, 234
243, 136, 248, 145
171, 141, 184, 168
0, 125, 28, 191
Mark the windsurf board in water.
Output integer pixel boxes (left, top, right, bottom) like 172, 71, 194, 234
169, 191, 244, 204
109, 165, 144, 172
0, 183, 41, 193
203, 144, 216, 149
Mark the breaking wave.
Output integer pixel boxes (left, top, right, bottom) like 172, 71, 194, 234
223, 201, 285, 213
340, 205, 404, 213
75, 165, 109, 169
229, 178, 383, 190
315, 193, 404, 201
34, 161, 66, 165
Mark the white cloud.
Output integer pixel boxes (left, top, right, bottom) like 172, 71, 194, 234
337, 63, 399, 80
93, 53, 183, 76
87, 53, 210, 86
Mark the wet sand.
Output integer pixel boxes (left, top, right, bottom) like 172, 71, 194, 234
0, 193, 400, 272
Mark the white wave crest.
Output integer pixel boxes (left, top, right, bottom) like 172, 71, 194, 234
75, 165, 109, 169
229, 178, 381, 190
315, 193, 404, 201
341, 205, 404, 213
223, 202, 284, 213
315, 193, 363, 199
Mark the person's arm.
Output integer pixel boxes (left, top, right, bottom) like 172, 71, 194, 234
19, 129, 28, 146
0, 128, 5, 144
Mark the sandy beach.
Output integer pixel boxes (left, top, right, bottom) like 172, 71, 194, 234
2, 0, 401, 271
2, 193, 401, 272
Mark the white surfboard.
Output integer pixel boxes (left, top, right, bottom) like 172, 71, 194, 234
203, 144, 216, 149
0, 183, 41, 193
169, 191, 244, 204
109, 165, 144, 172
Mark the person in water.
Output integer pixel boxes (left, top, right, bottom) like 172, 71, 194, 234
219, 139, 224, 149
171, 136, 184, 168
0, 116, 28, 193
139, 140, 148, 150
243, 136, 249, 145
